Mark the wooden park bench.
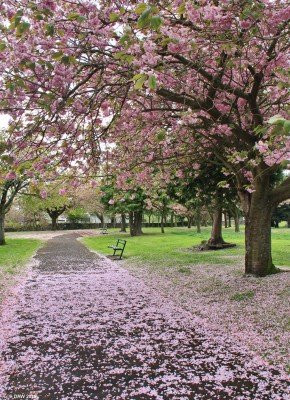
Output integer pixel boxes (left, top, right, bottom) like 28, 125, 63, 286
108, 239, 127, 260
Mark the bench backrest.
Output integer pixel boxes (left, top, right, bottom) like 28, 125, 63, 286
117, 239, 126, 246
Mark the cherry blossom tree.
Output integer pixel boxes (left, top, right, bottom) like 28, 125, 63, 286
0, 1, 289, 276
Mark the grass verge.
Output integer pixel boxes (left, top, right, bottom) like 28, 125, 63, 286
0, 238, 42, 302
83, 226, 290, 269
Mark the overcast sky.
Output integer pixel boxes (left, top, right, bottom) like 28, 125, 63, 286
0, 114, 9, 129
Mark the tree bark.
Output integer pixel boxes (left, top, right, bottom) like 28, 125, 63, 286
208, 206, 225, 246
196, 216, 201, 233
234, 209, 240, 232
187, 216, 192, 229
170, 212, 174, 228
228, 213, 232, 227
160, 212, 165, 233
129, 211, 143, 236
0, 212, 6, 245
111, 215, 116, 228
51, 215, 58, 231
120, 213, 126, 232
239, 175, 277, 276
224, 212, 228, 228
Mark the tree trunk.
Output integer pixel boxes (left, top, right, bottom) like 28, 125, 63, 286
170, 212, 174, 228
239, 177, 277, 276
196, 207, 201, 233
0, 212, 6, 245
148, 214, 151, 227
51, 215, 58, 231
208, 206, 225, 246
161, 212, 165, 233
111, 215, 116, 228
228, 213, 232, 227
120, 213, 126, 232
234, 209, 240, 232
224, 212, 228, 228
129, 211, 143, 236
287, 216, 290, 228
187, 216, 192, 229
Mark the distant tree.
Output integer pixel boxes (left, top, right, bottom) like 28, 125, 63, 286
271, 203, 290, 228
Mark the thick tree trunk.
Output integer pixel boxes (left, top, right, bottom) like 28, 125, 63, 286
239, 176, 277, 277
120, 213, 126, 232
288, 216, 290, 228
129, 211, 143, 236
0, 212, 6, 245
187, 216, 192, 229
208, 207, 225, 246
51, 215, 58, 231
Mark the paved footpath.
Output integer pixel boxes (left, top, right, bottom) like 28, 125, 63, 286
0, 235, 289, 400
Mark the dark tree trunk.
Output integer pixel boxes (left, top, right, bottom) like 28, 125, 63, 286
0, 212, 6, 245
129, 211, 143, 236
160, 212, 165, 233
120, 213, 126, 232
97, 213, 104, 227
239, 176, 277, 277
208, 207, 225, 246
196, 217, 201, 233
196, 207, 201, 233
187, 216, 192, 229
234, 209, 240, 232
228, 213, 232, 227
148, 214, 151, 226
288, 216, 290, 228
47, 207, 66, 231
224, 212, 228, 228
170, 212, 174, 228
51, 215, 58, 231
111, 215, 116, 228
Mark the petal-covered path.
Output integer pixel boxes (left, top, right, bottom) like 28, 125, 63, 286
0, 235, 289, 400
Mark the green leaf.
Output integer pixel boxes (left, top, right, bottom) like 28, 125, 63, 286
135, 4, 147, 15
109, 12, 119, 22
61, 55, 70, 65
150, 15, 162, 30
156, 131, 166, 141
16, 21, 30, 36
67, 12, 85, 22
137, 7, 152, 29
268, 115, 285, 125
283, 120, 290, 135
148, 75, 157, 89
52, 51, 64, 60
134, 74, 147, 89
177, 3, 186, 15
0, 42, 6, 51
45, 23, 55, 36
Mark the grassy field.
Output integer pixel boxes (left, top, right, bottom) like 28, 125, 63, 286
83, 226, 290, 269
0, 238, 42, 275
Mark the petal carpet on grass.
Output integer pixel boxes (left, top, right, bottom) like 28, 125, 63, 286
0, 234, 289, 399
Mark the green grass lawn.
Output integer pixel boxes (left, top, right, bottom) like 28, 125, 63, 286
83, 226, 290, 269
0, 238, 42, 275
